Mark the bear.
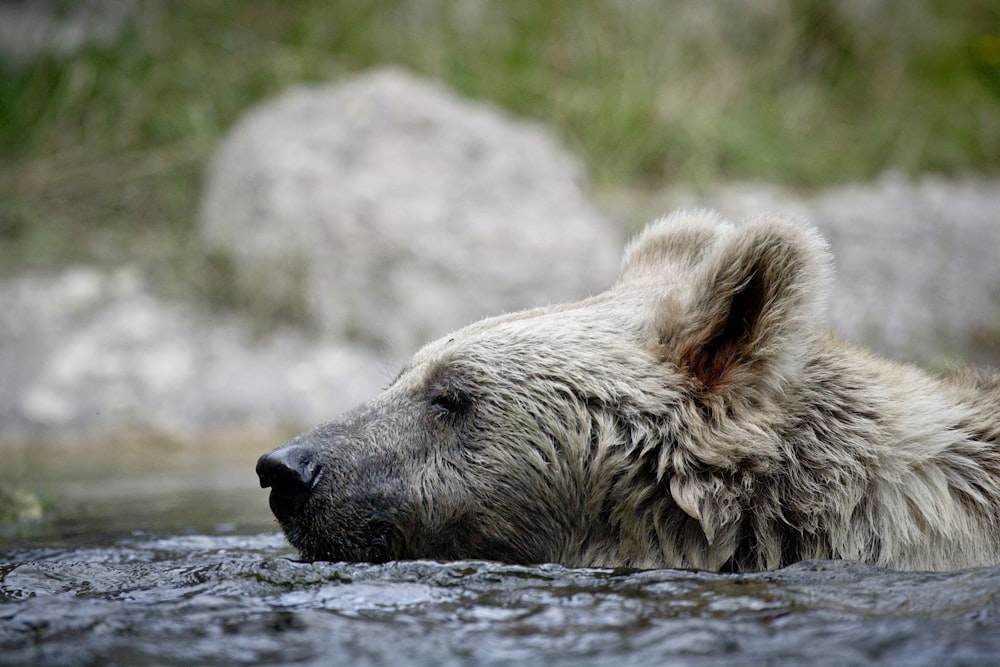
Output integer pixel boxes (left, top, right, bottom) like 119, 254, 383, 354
256, 210, 1000, 572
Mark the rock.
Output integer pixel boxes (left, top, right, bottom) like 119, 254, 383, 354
650, 175, 1000, 365
199, 67, 622, 360
0, 266, 388, 445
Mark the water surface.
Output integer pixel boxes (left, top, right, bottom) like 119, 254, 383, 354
2, 448, 999, 666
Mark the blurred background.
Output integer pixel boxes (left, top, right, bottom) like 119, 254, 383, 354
2, 0, 998, 270
1, 0, 999, 533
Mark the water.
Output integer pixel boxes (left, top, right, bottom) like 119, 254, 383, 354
3, 449, 1000, 666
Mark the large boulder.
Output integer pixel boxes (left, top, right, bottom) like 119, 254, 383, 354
199, 67, 622, 359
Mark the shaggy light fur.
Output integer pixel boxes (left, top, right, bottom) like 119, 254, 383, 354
261, 210, 1000, 572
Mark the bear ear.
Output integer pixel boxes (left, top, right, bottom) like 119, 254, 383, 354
633, 212, 832, 395
618, 209, 732, 285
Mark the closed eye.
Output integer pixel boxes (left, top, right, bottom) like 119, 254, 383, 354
429, 386, 472, 418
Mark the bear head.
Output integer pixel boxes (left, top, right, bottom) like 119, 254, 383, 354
257, 210, 832, 568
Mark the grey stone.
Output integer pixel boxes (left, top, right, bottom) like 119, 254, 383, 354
199, 67, 623, 359
0, 266, 388, 444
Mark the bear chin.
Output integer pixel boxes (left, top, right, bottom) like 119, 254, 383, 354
282, 519, 396, 564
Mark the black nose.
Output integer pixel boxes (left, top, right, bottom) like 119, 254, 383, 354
256, 445, 321, 520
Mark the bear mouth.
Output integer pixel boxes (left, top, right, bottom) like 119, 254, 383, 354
285, 516, 396, 564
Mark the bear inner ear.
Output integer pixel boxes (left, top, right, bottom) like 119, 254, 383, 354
683, 261, 768, 390
665, 218, 830, 395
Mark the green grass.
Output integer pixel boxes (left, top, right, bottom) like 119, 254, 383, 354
1, 0, 998, 271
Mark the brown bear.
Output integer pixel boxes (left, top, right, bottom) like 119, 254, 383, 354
257, 210, 1000, 572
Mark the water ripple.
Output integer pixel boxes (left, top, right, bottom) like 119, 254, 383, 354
2, 534, 1000, 666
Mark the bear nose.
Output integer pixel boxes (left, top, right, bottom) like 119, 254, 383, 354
256, 445, 320, 519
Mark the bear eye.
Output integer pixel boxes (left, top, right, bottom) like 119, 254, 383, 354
429, 386, 471, 418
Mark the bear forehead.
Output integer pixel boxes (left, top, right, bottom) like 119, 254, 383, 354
394, 294, 654, 388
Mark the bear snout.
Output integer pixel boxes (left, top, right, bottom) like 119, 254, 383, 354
256, 444, 321, 520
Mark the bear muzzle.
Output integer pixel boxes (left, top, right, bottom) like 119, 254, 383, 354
256, 433, 406, 563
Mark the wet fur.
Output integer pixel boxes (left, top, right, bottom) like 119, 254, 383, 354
268, 210, 1000, 572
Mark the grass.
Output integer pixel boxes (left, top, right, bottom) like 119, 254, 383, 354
0, 0, 998, 272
